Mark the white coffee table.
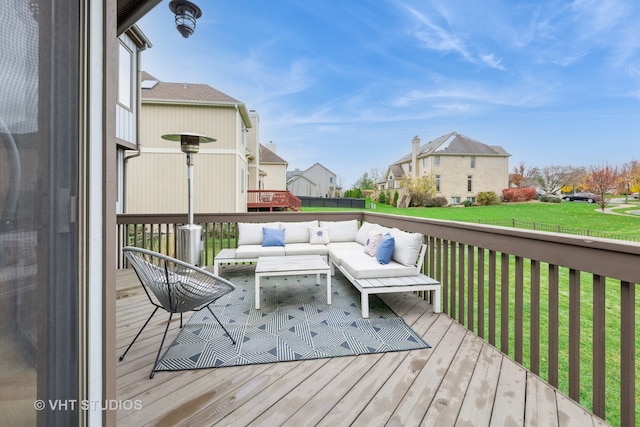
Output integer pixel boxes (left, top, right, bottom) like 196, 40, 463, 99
254, 255, 331, 309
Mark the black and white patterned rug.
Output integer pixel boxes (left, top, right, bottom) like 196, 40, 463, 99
155, 269, 429, 371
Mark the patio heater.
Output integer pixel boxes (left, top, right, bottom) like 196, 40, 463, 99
161, 132, 216, 266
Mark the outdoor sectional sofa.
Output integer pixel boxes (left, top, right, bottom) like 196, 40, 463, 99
213, 219, 441, 318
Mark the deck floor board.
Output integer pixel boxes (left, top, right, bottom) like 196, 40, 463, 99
116, 268, 609, 426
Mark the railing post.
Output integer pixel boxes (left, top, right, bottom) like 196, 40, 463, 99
530, 260, 540, 375
548, 264, 559, 387
488, 250, 496, 347
477, 247, 485, 339
592, 274, 606, 418
500, 253, 510, 355
620, 281, 635, 427
515, 256, 523, 364
568, 269, 581, 401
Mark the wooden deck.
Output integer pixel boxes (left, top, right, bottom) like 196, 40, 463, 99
116, 267, 609, 426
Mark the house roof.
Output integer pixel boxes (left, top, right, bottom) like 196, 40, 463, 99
392, 132, 510, 165
140, 71, 251, 128
141, 73, 241, 103
388, 164, 406, 180
259, 144, 287, 165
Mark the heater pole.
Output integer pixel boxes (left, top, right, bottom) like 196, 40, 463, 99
161, 132, 215, 266
187, 152, 194, 226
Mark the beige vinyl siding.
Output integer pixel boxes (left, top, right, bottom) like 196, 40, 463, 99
126, 151, 238, 213
261, 163, 288, 190
141, 104, 239, 151
129, 102, 247, 213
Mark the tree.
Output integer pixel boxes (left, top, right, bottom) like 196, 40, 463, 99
618, 160, 640, 203
583, 163, 619, 212
511, 162, 540, 188
353, 171, 376, 191
538, 165, 585, 195
368, 168, 385, 184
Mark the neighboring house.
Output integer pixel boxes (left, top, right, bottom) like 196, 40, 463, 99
287, 163, 341, 197
116, 25, 152, 214
258, 143, 288, 190
125, 72, 256, 213
383, 132, 510, 204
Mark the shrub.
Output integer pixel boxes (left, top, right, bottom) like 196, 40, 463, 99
477, 191, 501, 205
343, 188, 363, 198
378, 191, 388, 204
424, 196, 448, 207
434, 197, 448, 207
502, 187, 536, 202
462, 199, 474, 207
393, 191, 399, 207
404, 176, 437, 207
540, 195, 561, 203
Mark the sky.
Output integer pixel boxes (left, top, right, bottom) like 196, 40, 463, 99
138, 0, 640, 188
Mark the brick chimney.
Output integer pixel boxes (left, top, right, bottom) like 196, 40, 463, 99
411, 135, 420, 178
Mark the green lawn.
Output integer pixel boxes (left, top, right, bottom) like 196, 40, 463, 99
304, 199, 640, 426
303, 199, 640, 238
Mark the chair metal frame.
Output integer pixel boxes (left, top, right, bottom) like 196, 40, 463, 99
119, 246, 236, 378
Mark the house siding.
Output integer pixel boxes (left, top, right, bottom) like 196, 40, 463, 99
288, 176, 317, 196
433, 155, 508, 201
261, 163, 288, 189
126, 102, 248, 213
386, 133, 510, 204
287, 163, 338, 197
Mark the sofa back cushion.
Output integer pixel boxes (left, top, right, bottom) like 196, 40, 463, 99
355, 221, 375, 245
238, 222, 280, 246
282, 220, 319, 244
319, 220, 358, 242
389, 228, 423, 267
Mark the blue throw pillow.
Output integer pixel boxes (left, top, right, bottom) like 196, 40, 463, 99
376, 233, 395, 264
262, 227, 285, 247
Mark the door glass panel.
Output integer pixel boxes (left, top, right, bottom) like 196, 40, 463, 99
0, 1, 79, 424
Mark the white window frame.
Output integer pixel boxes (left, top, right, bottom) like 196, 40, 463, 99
117, 41, 133, 110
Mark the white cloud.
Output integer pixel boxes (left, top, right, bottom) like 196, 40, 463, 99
480, 54, 506, 70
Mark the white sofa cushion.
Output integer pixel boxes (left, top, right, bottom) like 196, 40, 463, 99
389, 228, 423, 267
319, 220, 358, 242
355, 221, 376, 245
341, 255, 417, 279
328, 242, 364, 265
237, 222, 281, 246
281, 220, 319, 244
284, 243, 330, 257
235, 244, 285, 258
